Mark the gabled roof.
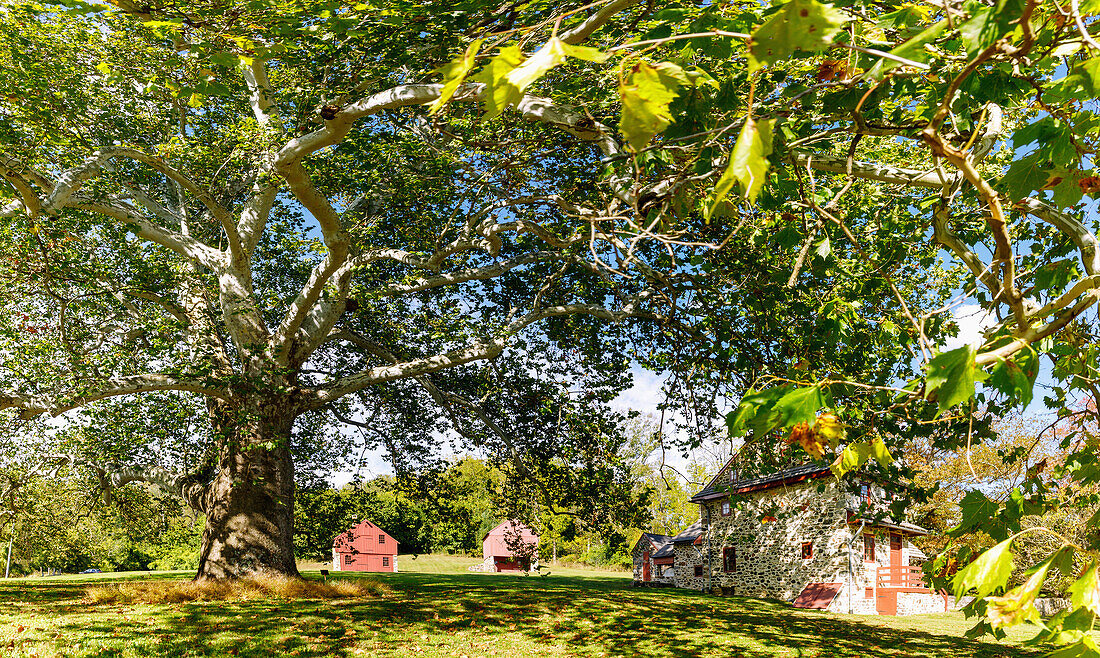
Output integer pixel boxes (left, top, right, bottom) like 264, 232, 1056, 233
690, 463, 830, 502
671, 520, 703, 544
333, 518, 399, 551
639, 532, 673, 551
482, 520, 538, 542
652, 543, 676, 559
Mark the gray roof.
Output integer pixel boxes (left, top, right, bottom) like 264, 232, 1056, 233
690, 463, 829, 502
671, 520, 703, 544
652, 543, 676, 559
640, 532, 673, 550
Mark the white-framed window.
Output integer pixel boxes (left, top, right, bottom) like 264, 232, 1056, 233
721, 501, 731, 516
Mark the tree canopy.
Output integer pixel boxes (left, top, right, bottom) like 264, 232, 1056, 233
2, 0, 1100, 648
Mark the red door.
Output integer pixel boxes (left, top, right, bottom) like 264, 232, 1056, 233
642, 551, 651, 582
890, 534, 902, 567
876, 589, 897, 615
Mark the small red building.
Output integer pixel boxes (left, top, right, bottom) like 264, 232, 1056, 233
482, 520, 539, 572
332, 519, 398, 572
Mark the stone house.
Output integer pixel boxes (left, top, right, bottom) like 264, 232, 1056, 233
631, 532, 675, 585
632, 522, 705, 587
634, 457, 948, 616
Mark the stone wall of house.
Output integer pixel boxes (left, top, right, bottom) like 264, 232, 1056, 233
631, 540, 646, 581
674, 542, 707, 590
691, 479, 852, 601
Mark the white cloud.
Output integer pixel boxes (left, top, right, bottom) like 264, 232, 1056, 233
942, 303, 998, 351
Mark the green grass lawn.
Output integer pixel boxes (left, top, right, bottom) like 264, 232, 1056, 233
0, 555, 1045, 657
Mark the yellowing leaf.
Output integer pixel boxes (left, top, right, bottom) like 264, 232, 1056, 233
505, 38, 608, 102
708, 118, 774, 214
814, 412, 846, 448
953, 539, 1014, 599
986, 557, 1051, 629
560, 42, 610, 63
1068, 560, 1100, 615
830, 441, 872, 478
870, 436, 893, 467
472, 38, 606, 120
504, 38, 569, 92
429, 38, 484, 115
472, 45, 525, 119
619, 61, 688, 152
749, 0, 848, 72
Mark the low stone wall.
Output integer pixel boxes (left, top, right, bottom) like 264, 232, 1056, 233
1036, 598, 1072, 617
896, 591, 949, 616
827, 582, 876, 614
468, 556, 495, 572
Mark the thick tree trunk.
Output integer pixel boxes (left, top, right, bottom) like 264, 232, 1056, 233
193, 397, 300, 581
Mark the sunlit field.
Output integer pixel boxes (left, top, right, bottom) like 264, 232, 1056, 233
0, 555, 1046, 657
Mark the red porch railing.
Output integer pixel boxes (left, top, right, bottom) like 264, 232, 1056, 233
876, 564, 928, 591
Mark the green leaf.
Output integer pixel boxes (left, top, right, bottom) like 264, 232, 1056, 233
748, 0, 848, 72
869, 436, 893, 468
1068, 561, 1100, 616
471, 45, 525, 119
619, 61, 688, 152
1048, 637, 1100, 658
831, 441, 872, 478
726, 386, 791, 436
958, 0, 1026, 58
708, 118, 774, 214
953, 538, 1014, 599
987, 351, 1038, 408
429, 38, 484, 115
95, 61, 111, 76
774, 385, 824, 427
1001, 152, 1052, 200
951, 489, 1005, 539
926, 344, 985, 414
866, 19, 948, 79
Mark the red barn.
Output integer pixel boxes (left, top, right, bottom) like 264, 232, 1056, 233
482, 520, 539, 572
332, 519, 398, 572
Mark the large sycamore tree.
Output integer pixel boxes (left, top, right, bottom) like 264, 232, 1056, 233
0, 0, 681, 580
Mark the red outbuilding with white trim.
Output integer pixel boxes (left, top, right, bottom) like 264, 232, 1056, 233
332, 519, 398, 572
482, 520, 539, 572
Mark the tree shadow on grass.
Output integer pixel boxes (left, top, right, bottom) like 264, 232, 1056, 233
0, 571, 1043, 658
